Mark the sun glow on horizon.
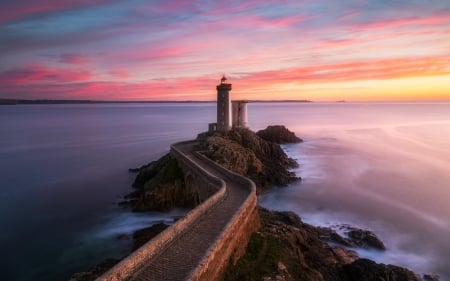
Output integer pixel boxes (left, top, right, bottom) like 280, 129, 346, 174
0, 1, 449, 101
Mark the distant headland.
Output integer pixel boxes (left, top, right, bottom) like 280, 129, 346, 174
0, 98, 312, 105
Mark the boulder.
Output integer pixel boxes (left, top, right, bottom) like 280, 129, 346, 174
256, 125, 302, 144
341, 258, 419, 281
346, 228, 386, 250
423, 273, 440, 281
319, 225, 386, 251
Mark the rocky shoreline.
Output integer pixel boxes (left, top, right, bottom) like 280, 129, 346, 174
122, 125, 301, 212
225, 207, 419, 281
71, 125, 436, 281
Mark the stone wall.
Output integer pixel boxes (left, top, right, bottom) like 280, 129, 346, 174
173, 141, 221, 202
97, 142, 226, 281
185, 152, 260, 281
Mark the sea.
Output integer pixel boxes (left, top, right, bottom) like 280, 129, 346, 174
0, 102, 449, 281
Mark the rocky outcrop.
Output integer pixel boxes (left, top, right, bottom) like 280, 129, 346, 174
69, 258, 121, 281
125, 126, 302, 210
256, 125, 302, 144
423, 273, 440, 281
340, 259, 419, 281
125, 154, 198, 212
318, 225, 386, 250
224, 207, 420, 281
197, 128, 299, 193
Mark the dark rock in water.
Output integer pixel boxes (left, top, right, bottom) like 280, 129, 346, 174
256, 125, 302, 144
225, 207, 420, 281
319, 225, 386, 251
132, 222, 169, 251
423, 273, 440, 281
70, 223, 170, 281
128, 167, 140, 172
198, 128, 300, 193
340, 258, 419, 281
346, 228, 386, 250
318, 227, 354, 247
69, 258, 121, 281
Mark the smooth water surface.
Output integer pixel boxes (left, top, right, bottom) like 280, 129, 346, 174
255, 103, 450, 280
1, 102, 449, 280
0, 103, 214, 281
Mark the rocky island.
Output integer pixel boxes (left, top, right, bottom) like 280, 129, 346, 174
78, 125, 426, 281
124, 125, 300, 212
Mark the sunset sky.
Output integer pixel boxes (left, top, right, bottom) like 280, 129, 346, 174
1, 0, 449, 101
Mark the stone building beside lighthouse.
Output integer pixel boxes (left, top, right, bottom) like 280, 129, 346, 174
209, 75, 248, 132
232, 100, 248, 128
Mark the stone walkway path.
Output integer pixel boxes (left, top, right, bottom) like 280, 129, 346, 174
128, 142, 250, 281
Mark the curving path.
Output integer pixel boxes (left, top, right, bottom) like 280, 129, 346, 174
127, 141, 252, 281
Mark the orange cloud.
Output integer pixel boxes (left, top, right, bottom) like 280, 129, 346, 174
235, 56, 450, 86
1, 55, 449, 101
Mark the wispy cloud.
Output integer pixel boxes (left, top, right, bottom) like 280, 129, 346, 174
0, 0, 116, 23
0, 64, 92, 85
1, 0, 450, 101
59, 53, 90, 65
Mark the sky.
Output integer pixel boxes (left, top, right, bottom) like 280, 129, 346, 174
0, 0, 449, 102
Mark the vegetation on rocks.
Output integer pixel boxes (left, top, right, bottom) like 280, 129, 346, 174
198, 127, 300, 193
126, 125, 302, 211
224, 207, 419, 281
125, 154, 198, 212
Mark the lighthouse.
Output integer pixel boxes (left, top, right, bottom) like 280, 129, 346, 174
216, 75, 232, 132
208, 75, 249, 133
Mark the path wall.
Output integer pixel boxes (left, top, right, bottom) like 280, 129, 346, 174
186, 152, 260, 281
97, 142, 226, 281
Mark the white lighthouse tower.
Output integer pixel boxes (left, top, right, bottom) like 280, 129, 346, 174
232, 100, 248, 128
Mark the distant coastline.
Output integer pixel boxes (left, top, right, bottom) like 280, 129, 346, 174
0, 99, 312, 105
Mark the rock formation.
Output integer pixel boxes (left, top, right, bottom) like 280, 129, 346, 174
256, 125, 303, 144
224, 207, 420, 281
125, 126, 302, 212
197, 127, 299, 193
318, 225, 386, 250
125, 154, 197, 212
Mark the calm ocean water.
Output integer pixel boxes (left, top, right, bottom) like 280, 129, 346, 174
1, 102, 449, 280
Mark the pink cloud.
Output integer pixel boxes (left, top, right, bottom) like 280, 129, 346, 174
232, 56, 450, 89
108, 69, 131, 78
59, 53, 90, 64
1, 55, 449, 101
0, 0, 113, 23
0, 64, 92, 85
238, 14, 305, 29
351, 13, 450, 32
